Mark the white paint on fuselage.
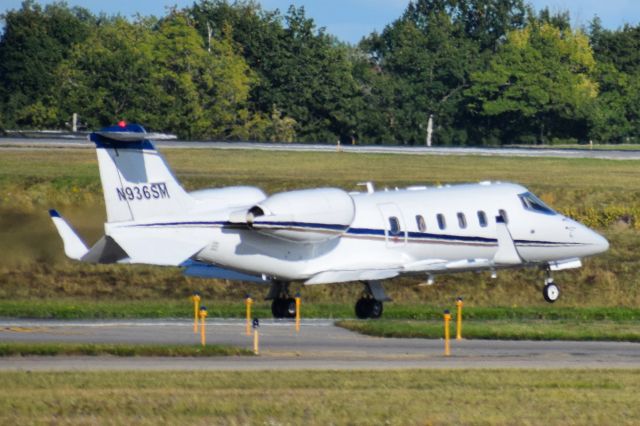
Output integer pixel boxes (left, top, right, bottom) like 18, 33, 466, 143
187, 182, 607, 281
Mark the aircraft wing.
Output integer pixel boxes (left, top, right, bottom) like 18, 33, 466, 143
304, 269, 400, 285
181, 260, 272, 284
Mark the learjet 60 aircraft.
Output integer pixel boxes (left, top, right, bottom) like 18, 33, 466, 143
50, 123, 609, 319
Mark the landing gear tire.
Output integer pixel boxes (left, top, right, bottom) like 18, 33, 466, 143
284, 297, 296, 318
271, 299, 285, 318
543, 282, 560, 303
355, 298, 384, 319
271, 297, 297, 319
355, 298, 369, 319
369, 300, 383, 319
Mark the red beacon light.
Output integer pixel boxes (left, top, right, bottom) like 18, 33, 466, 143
118, 120, 127, 128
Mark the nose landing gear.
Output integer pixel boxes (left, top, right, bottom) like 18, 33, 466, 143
543, 276, 560, 303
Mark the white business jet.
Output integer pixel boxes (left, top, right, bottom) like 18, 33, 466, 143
50, 123, 609, 319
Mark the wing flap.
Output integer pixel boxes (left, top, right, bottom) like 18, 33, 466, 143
182, 261, 271, 284
304, 269, 399, 285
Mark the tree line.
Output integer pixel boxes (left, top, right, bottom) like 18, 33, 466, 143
1, 0, 639, 145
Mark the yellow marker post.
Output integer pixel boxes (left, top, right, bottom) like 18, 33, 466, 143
199, 306, 208, 347
191, 293, 201, 334
456, 297, 463, 341
295, 293, 301, 333
252, 318, 260, 355
443, 309, 451, 356
245, 295, 253, 336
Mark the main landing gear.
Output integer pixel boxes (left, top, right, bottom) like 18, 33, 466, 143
266, 281, 297, 318
543, 274, 560, 303
355, 281, 391, 319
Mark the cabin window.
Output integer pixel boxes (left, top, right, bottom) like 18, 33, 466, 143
457, 212, 467, 229
498, 209, 509, 224
477, 210, 488, 227
388, 216, 401, 235
518, 192, 556, 215
416, 215, 426, 232
437, 214, 446, 230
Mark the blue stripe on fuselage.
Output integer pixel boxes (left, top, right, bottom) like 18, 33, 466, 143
122, 220, 582, 247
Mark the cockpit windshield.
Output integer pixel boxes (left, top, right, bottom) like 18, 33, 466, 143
518, 192, 556, 215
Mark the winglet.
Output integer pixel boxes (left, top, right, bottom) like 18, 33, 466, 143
492, 216, 522, 265
49, 209, 89, 260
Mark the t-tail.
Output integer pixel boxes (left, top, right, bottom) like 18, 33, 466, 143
91, 123, 192, 223
48, 123, 192, 264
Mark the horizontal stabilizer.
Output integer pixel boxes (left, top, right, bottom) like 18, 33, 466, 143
81, 236, 129, 264
94, 131, 177, 142
49, 210, 130, 263
182, 261, 271, 284
49, 209, 88, 260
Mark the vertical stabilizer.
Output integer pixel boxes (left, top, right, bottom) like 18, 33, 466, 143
90, 123, 193, 223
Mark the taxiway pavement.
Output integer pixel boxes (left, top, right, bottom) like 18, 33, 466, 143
1, 319, 638, 371
2, 137, 640, 160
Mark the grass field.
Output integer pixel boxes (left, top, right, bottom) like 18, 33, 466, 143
338, 319, 640, 341
0, 342, 251, 357
0, 370, 638, 424
2, 148, 640, 312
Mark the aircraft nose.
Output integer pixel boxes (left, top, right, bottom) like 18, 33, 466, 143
587, 229, 609, 255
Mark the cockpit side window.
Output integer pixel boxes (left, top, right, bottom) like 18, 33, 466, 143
518, 192, 556, 215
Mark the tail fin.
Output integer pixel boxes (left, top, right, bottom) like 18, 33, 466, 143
91, 123, 194, 223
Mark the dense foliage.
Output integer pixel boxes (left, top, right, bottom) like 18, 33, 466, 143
1, 0, 639, 144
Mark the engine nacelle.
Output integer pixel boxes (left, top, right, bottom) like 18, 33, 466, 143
245, 188, 355, 243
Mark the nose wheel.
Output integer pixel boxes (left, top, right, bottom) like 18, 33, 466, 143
543, 278, 560, 303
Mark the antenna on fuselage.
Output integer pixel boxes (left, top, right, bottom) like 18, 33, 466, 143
357, 182, 375, 194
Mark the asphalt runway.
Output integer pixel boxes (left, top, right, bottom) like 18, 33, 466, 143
3, 137, 640, 160
1, 319, 639, 371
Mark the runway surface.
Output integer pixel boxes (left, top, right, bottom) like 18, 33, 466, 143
1, 319, 639, 371
2, 137, 640, 160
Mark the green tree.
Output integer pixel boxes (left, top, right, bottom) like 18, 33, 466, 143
147, 13, 254, 138
53, 11, 256, 139
0, 1, 93, 127
357, 0, 528, 145
53, 17, 156, 129
466, 22, 598, 144
360, 7, 478, 144
589, 20, 640, 143
190, 2, 358, 142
